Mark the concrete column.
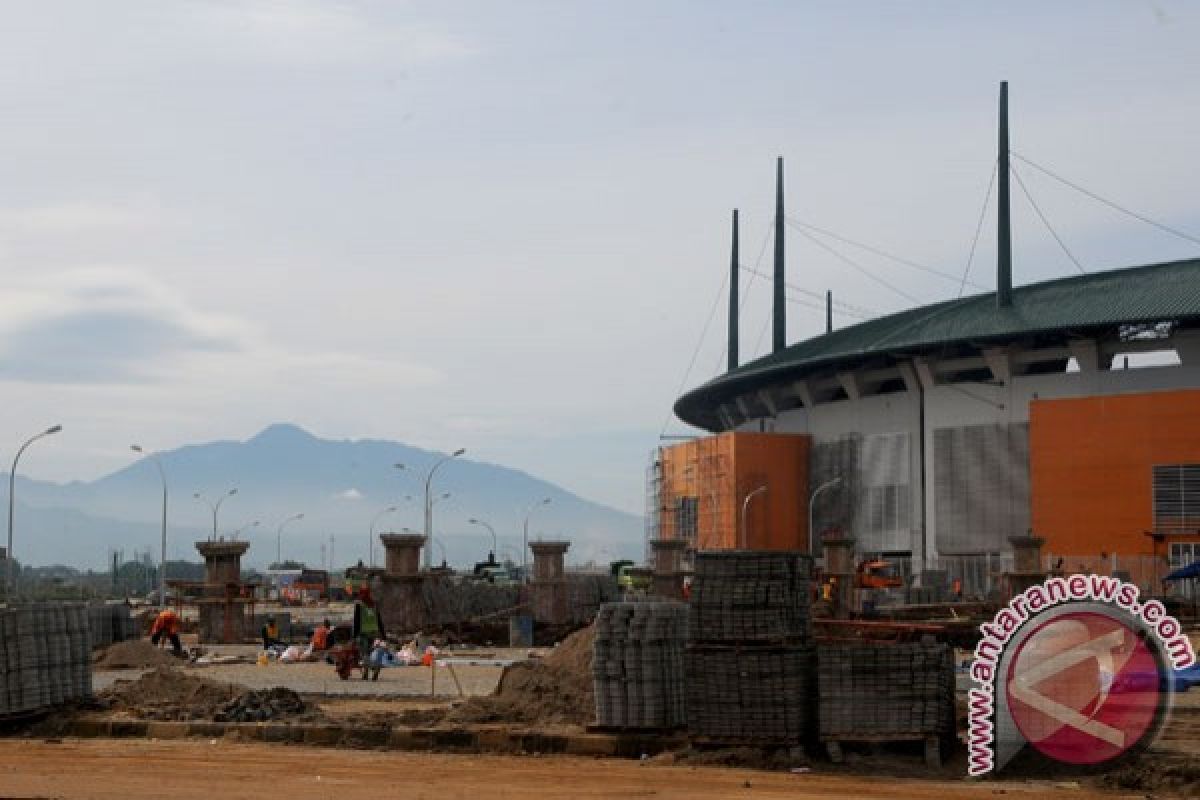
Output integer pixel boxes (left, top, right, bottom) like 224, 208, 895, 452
195, 540, 250, 585
650, 538, 688, 599
379, 533, 426, 576
1005, 535, 1047, 598
530, 540, 570, 625
194, 540, 252, 644
822, 533, 856, 619
1009, 535, 1045, 574
377, 533, 427, 634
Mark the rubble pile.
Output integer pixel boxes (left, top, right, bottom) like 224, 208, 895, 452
100, 667, 236, 721
214, 687, 308, 723
100, 667, 312, 723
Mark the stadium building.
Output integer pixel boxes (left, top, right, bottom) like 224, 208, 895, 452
652, 84, 1200, 596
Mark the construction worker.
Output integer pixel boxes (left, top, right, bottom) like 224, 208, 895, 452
261, 616, 280, 650
352, 586, 385, 680
149, 608, 184, 657
310, 619, 332, 652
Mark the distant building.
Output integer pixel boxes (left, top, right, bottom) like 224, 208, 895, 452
654, 86, 1200, 596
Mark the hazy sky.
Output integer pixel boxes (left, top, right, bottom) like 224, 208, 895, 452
2, 1, 1198, 515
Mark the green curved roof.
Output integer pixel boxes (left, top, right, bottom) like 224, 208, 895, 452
675, 257, 1200, 429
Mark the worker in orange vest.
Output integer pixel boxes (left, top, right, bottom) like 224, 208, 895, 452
149, 608, 184, 657
310, 619, 332, 652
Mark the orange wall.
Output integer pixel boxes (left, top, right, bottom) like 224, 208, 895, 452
1030, 389, 1200, 557
732, 433, 811, 551
658, 432, 810, 552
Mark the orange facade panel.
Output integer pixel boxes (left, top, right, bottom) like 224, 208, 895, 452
1030, 389, 1200, 558
657, 431, 811, 553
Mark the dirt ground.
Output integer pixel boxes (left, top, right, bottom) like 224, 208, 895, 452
0, 739, 1130, 800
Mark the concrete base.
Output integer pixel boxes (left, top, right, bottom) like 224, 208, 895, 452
65, 716, 685, 759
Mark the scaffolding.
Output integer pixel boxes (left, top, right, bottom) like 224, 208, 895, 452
645, 437, 737, 561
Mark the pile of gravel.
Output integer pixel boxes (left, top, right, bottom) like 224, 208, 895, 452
214, 687, 308, 723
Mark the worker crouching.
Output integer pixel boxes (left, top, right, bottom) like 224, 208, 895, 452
149, 608, 184, 657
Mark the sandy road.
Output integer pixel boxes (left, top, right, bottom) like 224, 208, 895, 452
0, 739, 1127, 800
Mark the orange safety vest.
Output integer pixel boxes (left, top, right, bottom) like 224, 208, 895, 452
152, 610, 180, 636
311, 626, 329, 650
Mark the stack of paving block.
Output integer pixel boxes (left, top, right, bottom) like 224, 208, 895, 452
592, 600, 688, 729
688, 550, 812, 643
817, 640, 955, 740
86, 603, 136, 649
1, 603, 92, 717
685, 551, 815, 745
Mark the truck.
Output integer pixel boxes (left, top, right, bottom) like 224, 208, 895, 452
610, 560, 652, 593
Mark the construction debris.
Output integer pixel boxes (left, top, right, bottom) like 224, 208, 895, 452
213, 687, 308, 723
99, 667, 236, 720
99, 667, 313, 723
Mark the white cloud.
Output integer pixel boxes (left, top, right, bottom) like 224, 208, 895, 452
336, 488, 364, 501
0, 269, 246, 383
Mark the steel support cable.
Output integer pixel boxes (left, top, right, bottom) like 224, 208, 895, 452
712, 222, 775, 375
752, 224, 924, 359
661, 265, 728, 437
787, 222, 924, 305
736, 264, 876, 317
1012, 151, 1200, 249
1010, 163, 1087, 275
959, 160, 997, 298
750, 292, 863, 362
786, 216, 986, 291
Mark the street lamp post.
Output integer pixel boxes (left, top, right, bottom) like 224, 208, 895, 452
130, 444, 168, 607
369, 506, 399, 567
233, 520, 260, 539
6, 425, 62, 600
808, 476, 843, 559
275, 512, 304, 567
193, 488, 237, 540
468, 518, 497, 556
522, 497, 552, 579
396, 447, 464, 570
739, 485, 768, 549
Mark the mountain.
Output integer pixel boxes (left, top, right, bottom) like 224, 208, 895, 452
3, 424, 645, 571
